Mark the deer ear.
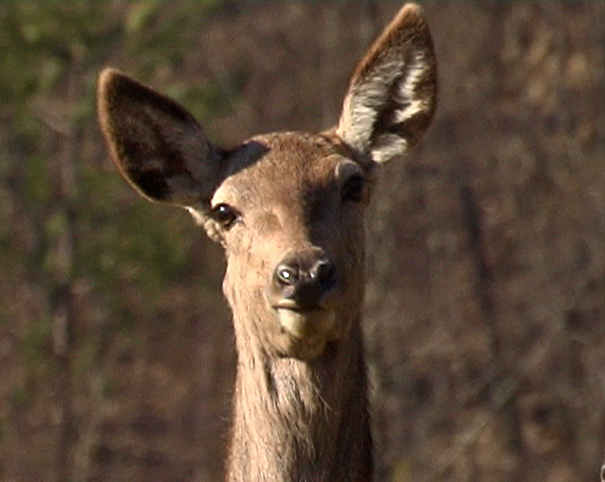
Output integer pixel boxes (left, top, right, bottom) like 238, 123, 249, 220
336, 4, 437, 164
98, 69, 223, 205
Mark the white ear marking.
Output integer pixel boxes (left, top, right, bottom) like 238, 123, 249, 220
336, 4, 437, 165
186, 206, 206, 226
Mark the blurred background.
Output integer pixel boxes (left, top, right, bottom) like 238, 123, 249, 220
0, 2, 603, 481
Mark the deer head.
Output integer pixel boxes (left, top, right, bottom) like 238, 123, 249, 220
98, 4, 436, 361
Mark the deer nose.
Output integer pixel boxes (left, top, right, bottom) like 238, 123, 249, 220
275, 264, 299, 286
275, 258, 335, 286
273, 252, 336, 308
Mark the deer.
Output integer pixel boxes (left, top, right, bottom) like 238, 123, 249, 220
97, 3, 436, 480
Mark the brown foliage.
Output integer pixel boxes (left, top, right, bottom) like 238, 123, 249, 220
1, 4, 603, 481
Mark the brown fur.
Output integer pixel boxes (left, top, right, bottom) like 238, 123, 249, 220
97, 4, 436, 480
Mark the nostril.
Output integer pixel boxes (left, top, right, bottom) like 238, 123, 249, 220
276, 264, 299, 286
311, 259, 336, 285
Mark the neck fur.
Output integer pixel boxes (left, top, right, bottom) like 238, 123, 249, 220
226, 317, 373, 481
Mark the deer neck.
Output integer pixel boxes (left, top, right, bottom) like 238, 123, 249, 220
227, 315, 373, 481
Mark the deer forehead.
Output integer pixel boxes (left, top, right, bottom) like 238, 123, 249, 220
211, 133, 366, 213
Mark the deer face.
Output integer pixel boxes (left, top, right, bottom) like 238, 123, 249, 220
201, 133, 371, 359
98, 4, 436, 360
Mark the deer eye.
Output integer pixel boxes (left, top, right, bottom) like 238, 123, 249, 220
210, 203, 239, 229
341, 173, 365, 203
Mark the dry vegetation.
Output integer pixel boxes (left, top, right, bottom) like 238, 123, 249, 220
0, 3, 603, 481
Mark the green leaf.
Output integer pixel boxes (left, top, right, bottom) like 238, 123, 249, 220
125, 1, 162, 34
23, 155, 51, 206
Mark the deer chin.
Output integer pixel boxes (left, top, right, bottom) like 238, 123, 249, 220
276, 308, 336, 340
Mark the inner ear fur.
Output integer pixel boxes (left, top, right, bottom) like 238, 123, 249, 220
98, 68, 224, 205
336, 3, 437, 164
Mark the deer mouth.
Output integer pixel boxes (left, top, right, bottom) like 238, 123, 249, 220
275, 305, 336, 340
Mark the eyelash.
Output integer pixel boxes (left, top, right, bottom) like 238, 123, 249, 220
210, 173, 364, 229
210, 203, 240, 229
